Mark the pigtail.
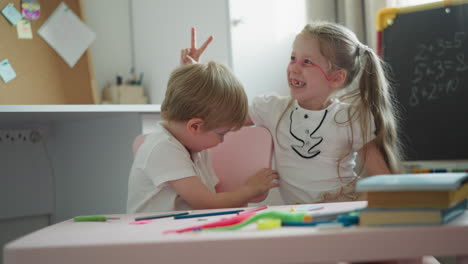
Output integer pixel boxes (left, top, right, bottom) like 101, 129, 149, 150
358, 48, 404, 174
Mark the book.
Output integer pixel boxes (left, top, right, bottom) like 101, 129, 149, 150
356, 173, 468, 192
365, 182, 468, 208
359, 199, 467, 226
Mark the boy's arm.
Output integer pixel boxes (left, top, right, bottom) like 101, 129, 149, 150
168, 168, 278, 209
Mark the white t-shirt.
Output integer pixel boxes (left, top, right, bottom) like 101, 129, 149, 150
127, 122, 219, 213
249, 94, 375, 204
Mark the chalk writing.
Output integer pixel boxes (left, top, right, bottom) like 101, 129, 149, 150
409, 32, 467, 107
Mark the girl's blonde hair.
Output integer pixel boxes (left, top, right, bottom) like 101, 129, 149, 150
161, 61, 248, 131
278, 21, 403, 174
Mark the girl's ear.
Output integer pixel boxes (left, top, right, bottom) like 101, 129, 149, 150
186, 118, 204, 135
330, 69, 347, 89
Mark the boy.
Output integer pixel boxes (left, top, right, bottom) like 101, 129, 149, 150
127, 62, 279, 213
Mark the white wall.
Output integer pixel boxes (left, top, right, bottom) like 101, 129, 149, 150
230, 0, 306, 100
0, 126, 53, 264
50, 115, 142, 222
131, 0, 232, 104
81, 0, 133, 102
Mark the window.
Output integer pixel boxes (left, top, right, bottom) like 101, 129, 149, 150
387, 0, 442, 8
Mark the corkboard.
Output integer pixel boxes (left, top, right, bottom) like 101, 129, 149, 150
0, 0, 97, 104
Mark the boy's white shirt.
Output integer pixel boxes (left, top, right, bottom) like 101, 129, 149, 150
127, 122, 219, 213
249, 94, 375, 204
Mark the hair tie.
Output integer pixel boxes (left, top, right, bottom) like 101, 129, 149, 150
358, 44, 369, 56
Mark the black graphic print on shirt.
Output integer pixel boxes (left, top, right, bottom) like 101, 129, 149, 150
289, 107, 328, 159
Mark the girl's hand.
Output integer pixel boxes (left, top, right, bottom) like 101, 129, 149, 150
244, 168, 279, 196
180, 27, 214, 65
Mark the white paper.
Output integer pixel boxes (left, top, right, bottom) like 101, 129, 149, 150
38, 2, 95, 67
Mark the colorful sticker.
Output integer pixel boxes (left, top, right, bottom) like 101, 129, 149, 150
21, 0, 40, 20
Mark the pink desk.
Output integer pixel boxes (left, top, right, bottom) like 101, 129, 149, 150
4, 201, 468, 264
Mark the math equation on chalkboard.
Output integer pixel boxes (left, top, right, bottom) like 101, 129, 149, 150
409, 32, 468, 108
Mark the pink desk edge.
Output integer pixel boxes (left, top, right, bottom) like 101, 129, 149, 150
4, 201, 468, 264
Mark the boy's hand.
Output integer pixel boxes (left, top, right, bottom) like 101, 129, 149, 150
180, 27, 214, 65
244, 168, 279, 196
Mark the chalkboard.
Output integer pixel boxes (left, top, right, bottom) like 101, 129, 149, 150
382, 3, 468, 161
0, 0, 97, 104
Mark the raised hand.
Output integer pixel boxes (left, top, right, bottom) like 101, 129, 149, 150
180, 27, 214, 65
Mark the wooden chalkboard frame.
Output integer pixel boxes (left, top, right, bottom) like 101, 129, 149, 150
0, 0, 97, 104
377, 0, 468, 161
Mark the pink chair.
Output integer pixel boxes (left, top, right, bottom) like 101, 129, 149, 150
209, 126, 273, 203
131, 126, 273, 203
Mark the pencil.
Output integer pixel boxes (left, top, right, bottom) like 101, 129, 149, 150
174, 209, 244, 219
242, 205, 268, 213
135, 211, 190, 221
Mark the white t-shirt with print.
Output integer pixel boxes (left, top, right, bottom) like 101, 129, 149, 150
249, 94, 375, 204
127, 122, 219, 213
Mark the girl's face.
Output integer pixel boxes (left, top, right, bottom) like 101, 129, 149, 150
287, 35, 337, 110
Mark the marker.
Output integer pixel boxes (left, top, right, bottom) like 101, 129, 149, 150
74, 215, 119, 222
116, 74, 122, 85
241, 205, 268, 214
136, 72, 144, 85
135, 211, 190, 221
174, 209, 244, 219
282, 214, 359, 227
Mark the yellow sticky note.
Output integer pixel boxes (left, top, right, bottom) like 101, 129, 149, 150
17, 19, 33, 39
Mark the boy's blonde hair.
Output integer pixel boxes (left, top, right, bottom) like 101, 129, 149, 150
161, 61, 248, 131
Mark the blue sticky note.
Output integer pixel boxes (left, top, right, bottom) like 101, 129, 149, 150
0, 59, 17, 83
2, 3, 23, 25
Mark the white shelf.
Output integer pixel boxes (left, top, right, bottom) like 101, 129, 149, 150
0, 105, 161, 113
0, 105, 161, 124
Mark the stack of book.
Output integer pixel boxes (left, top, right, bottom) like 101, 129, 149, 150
356, 173, 468, 226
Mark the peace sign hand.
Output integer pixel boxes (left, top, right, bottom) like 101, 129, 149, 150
180, 27, 214, 65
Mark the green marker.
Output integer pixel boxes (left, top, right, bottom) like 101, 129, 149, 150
205, 211, 312, 231
73, 215, 119, 222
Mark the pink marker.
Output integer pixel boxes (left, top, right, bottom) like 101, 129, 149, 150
240, 205, 268, 214
164, 212, 256, 234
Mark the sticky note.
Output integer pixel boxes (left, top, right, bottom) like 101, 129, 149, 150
38, 2, 96, 67
17, 19, 32, 39
2, 3, 23, 25
0, 59, 17, 83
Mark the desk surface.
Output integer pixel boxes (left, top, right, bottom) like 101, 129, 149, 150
4, 201, 468, 264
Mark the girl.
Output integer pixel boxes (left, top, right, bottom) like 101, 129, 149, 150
183, 22, 403, 204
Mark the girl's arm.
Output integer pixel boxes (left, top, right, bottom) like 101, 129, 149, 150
181, 27, 255, 128
180, 27, 214, 65
168, 168, 278, 209
358, 140, 391, 176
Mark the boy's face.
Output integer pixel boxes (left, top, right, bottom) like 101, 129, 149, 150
189, 126, 233, 152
